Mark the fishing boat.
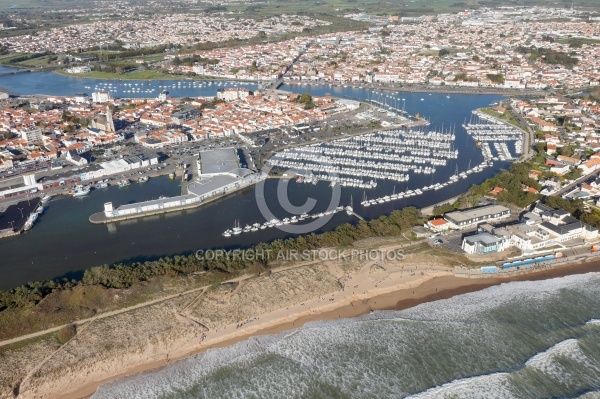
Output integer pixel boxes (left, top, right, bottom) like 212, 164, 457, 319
169, 172, 176, 180
72, 185, 91, 197
41, 195, 51, 204
95, 181, 109, 189
23, 212, 39, 231
138, 176, 149, 183
118, 179, 130, 188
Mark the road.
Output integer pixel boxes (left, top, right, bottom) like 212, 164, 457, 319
506, 102, 536, 161
551, 169, 600, 197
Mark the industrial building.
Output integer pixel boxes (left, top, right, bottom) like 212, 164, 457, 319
0, 174, 43, 198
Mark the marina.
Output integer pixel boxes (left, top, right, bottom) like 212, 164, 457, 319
0, 72, 259, 98
267, 126, 460, 187
464, 109, 524, 162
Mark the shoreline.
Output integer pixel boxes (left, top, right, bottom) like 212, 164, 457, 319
1, 69, 546, 96
59, 259, 600, 399
51, 69, 265, 83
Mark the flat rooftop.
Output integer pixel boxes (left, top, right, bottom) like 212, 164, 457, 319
116, 194, 198, 212
199, 148, 239, 175
187, 174, 241, 197
446, 205, 509, 223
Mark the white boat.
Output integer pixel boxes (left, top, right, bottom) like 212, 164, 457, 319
23, 212, 39, 230
95, 181, 109, 189
138, 176, 149, 183
41, 195, 51, 203
72, 185, 91, 197
232, 220, 242, 235
23, 220, 33, 231
222, 229, 232, 237
118, 179, 131, 188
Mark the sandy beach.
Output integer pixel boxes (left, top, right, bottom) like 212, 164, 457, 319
40, 255, 600, 399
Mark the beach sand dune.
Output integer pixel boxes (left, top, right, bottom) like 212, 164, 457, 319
2, 244, 599, 399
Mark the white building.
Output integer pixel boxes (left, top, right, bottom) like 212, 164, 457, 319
462, 232, 507, 255
444, 205, 511, 230
193, 65, 205, 75
465, 204, 599, 255
20, 128, 43, 144
217, 88, 253, 102
92, 91, 112, 103
0, 174, 43, 198
65, 66, 91, 74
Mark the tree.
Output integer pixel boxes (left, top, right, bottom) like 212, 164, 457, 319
297, 93, 315, 109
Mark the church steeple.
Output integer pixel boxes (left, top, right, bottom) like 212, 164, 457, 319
106, 105, 115, 133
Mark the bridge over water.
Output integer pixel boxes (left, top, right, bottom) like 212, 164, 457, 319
0, 69, 33, 76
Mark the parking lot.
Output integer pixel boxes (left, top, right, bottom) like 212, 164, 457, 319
427, 228, 479, 254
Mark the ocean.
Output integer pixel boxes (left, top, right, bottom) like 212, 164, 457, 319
91, 272, 600, 399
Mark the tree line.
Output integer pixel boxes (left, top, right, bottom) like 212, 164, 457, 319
0, 207, 423, 312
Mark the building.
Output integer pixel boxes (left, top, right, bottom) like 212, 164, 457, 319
66, 150, 88, 166
20, 128, 43, 144
462, 232, 507, 255
90, 106, 115, 133
217, 88, 253, 102
0, 174, 43, 198
99, 154, 158, 175
444, 205, 511, 230
425, 218, 450, 232
463, 203, 599, 255
74, 93, 89, 104
192, 65, 205, 75
65, 66, 91, 74
157, 90, 169, 102
92, 91, 112, 104
198, 148, 240, 176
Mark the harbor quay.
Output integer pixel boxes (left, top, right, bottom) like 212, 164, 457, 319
89, 148, 265, 224
0, 197, 42, 237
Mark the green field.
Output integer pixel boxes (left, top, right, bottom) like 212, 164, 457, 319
481, 107, 521, 128
1, 0, 599, 15
55, 69, 180, 80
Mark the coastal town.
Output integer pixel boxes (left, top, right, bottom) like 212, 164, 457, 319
0, 5, 599, 259
1, 2, 600, 398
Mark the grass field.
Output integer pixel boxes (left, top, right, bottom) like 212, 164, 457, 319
221, 0, 600, 18
1, 0, 598, 15
481, 107, 521, 128
55, 69, 180, 80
